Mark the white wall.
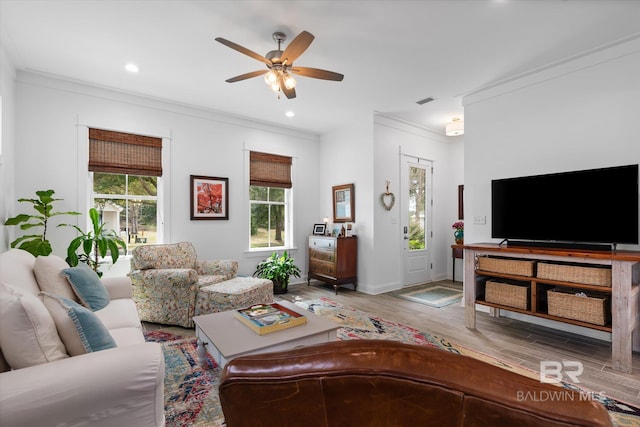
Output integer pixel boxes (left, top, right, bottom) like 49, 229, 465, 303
319, 115, 374, 290
0, 45, 17, 252
463, 36, 640, 251
5, 69, 465, 291
369, 116, 458, 294
11, 71, 321, 276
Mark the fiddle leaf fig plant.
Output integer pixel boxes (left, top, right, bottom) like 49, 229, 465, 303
4, 189, 80, 257
64, 208, 127, 276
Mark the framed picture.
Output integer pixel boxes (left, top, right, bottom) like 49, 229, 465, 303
333, 183, 355, 223
458, 184, 464, 220
312, 223, 326, 235
190, 175, 229, 220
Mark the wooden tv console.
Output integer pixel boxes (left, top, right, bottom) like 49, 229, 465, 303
461, 243, 640, 373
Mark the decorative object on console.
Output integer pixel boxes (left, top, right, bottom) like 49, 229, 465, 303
333, 183, 355, 222
380, 180, 395, 211
253, 251, 301, 295
323, 217, 330, 235
190, 175, 229, 220
452, 221, 464, 244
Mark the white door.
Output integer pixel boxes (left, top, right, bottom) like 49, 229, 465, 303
401, 156, 432, 286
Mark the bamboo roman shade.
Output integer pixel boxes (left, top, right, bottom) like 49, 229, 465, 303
88, 128, 162, 177
249, 151, 292, 188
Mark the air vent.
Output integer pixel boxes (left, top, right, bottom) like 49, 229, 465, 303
416, 97, 436, 105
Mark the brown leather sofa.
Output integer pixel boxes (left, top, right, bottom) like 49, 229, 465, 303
219, 339, 612, 427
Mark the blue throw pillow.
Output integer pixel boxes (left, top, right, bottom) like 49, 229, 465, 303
40, 293, 117, 355
62, 263, 110, 311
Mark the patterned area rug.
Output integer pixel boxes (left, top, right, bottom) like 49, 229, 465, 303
389, 281, 463, 308
146, 297, 640, 426
145, 330, 225, 427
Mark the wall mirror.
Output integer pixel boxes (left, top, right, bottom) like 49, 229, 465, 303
333, 183, 355, 223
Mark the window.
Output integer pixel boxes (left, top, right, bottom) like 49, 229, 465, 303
88, 128, 162, 252
92, 173, 158, 250
249, 151, 292, 249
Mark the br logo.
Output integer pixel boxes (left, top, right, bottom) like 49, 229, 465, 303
540, 361, 583, 383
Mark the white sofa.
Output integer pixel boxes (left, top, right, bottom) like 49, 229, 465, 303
0, 249, 165, 427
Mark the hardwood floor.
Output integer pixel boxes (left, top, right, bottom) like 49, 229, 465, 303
145, 279, 640, 406
282, 280, 640, 406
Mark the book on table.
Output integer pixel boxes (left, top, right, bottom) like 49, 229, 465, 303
234, 303, 307, 335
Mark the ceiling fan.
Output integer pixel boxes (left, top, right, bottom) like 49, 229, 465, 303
215, 31, 344, 99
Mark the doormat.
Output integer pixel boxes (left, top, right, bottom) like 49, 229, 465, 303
390, 281, 463, 308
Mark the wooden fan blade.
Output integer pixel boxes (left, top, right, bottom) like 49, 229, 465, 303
215, 37, 271, 66
290, 67, 344, 81
282, 31, 314, 64
279, 74, 296, 99
225, 70, 268, 83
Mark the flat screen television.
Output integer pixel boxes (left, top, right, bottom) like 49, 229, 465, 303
491, 164, 639, 250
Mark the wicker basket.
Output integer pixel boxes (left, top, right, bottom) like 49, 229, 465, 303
538, 263, 611, 287
477, 256, 535, 277
485, 280, 529, 310
547, 288, 609, 326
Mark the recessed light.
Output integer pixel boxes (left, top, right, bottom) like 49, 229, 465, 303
285, 111, 295, 118
125, 63, 139, 73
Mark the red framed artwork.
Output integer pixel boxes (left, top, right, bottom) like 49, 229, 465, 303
190, 175, 229, 220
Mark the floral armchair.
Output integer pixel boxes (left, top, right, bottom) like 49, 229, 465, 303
130, 242, 237, 328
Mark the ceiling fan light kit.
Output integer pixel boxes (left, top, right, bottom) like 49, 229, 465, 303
216, 30, 344, 99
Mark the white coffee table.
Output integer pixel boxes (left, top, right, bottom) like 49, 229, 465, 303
192, 299, 339, 367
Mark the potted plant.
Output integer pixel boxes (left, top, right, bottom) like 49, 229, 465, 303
64, 208, 127, 277
3, 189, 80, 256
253, 250, 301, 294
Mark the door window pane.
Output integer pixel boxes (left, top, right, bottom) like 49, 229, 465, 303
408, 166, 426, 250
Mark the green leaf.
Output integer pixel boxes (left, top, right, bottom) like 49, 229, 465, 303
16, 238, 52, 257
4, 214, 32, 226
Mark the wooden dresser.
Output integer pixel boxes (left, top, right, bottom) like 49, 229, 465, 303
308, 236, 357, 294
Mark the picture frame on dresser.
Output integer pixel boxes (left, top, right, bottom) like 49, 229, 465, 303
312, 224, 326, 235
333, 183, 355, 223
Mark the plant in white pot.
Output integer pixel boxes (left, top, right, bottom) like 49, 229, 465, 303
253, 251, 301, 294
